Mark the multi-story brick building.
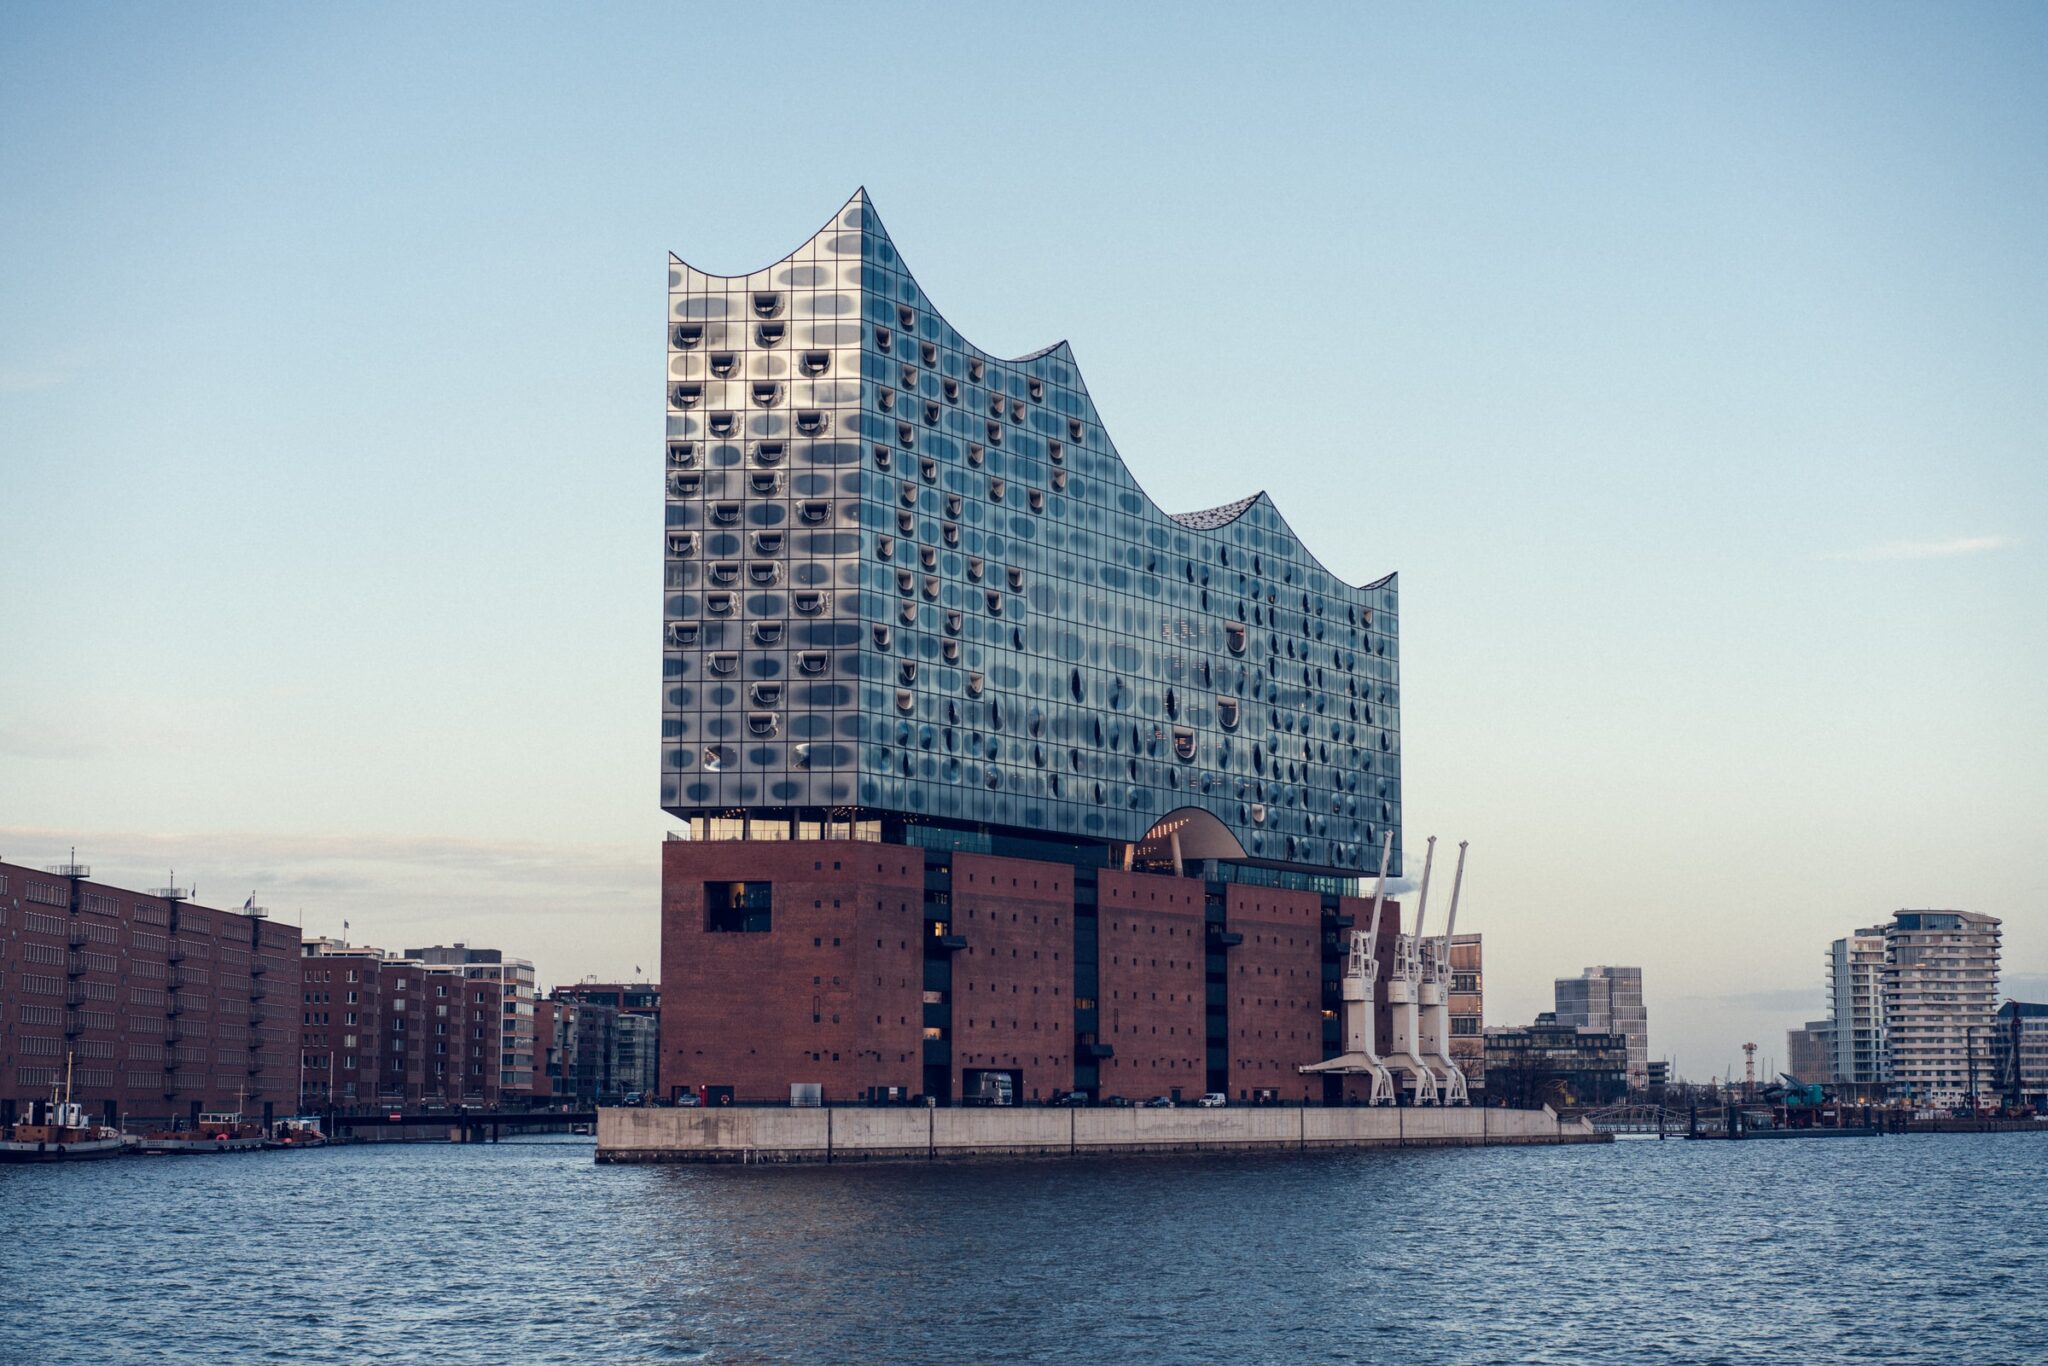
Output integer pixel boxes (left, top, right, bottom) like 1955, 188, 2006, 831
0, 859, 299, 1128
1448, 932, 1484, 1096
658, 197, 1435, 1107
299, 938, 511, 1111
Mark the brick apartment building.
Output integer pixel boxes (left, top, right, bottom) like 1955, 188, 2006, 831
0, 858, 300, 1127
300, 938, 514, 1112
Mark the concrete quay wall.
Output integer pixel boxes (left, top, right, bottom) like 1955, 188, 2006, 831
596, 1105, 1603, 1164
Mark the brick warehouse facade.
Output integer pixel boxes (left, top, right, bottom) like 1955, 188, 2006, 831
661, 837, 1406, 1105
300, 937, 511, 1112
0, 859, 300, 1127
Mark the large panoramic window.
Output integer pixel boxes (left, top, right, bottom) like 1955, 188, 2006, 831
705, 881, 772, 933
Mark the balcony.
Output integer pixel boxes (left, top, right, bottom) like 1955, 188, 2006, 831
66, 951, 88, 977
1081, 1043, 1116, 1060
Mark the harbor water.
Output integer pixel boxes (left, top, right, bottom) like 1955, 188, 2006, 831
2, 1131, 2042, 1364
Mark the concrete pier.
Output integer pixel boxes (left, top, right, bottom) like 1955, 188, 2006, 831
596, 1104, 1605, 1164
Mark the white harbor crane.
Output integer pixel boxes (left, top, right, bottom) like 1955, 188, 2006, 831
1299, 830, 1398, 1104
1382, 836, 1442, 1104
1417, 841, 1471, 1105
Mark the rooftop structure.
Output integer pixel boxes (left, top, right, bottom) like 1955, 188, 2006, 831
662, 191, 1399, 883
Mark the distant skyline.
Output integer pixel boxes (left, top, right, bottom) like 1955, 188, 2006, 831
3, 3, 2043, 1076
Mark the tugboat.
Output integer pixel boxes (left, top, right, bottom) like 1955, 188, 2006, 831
0, 1059, 125, 1163
265, 1117, 329, 1149
134, 1087, 269, 1154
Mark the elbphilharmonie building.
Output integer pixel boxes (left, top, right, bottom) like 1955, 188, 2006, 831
661, 194, 1413, 1106
664, 191, 1398, 882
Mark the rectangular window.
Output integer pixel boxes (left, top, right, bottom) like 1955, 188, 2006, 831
705, 881, 773, 933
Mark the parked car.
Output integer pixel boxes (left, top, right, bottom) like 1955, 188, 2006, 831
1055, 1091, 1091, 1107
1196, 1093, 1227, 1108
675, 1092, 702, 1107
1144, 1096, 1175, 1108
1105, 1095, 1134, 1108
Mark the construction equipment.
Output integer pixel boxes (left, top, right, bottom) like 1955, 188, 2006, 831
1382, 837, 1441, 1104
1299, 831, 1398, 1104
1417, 841, 1471, 1105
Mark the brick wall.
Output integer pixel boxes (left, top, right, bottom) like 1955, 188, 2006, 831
950, 853, 1073, 1103
1096, 869, 1205, 1101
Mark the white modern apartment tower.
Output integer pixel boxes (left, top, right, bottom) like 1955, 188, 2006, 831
1882, 910, 2001, 1106
1554, 965, 1648, 1090
1828, 926, 1888, 1086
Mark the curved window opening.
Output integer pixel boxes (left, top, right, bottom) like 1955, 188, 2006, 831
895, 568, 915, 595
1226, 623, 1248, 654
755, 321, 785, 347
967, 442, 984, 467
749, 472, 781, 496
872, 625, 892, 649
966, 557, 984, 582
899, 482, 919, 508
752, 621, 783, 646
895, 689, 915, 713
988, 477, 1006, 502
920, 341, 937, 366
795, 411, 826, 436
1028, 379, 1044, 402
751, 530, 784, 555
1027, 489, 1045, 512
922, 575, 940, 600
791, 742, 811, 769
705, 592, 736, 616
945, 610, 963, 635
708, 412, 737, 437
708, 561, 740, 587
747, 562, 779, 586
672, 324, 703, 349
897, 422, 915, 448
1050, 470, 1067, 492
750, 682, 783, 707
709, 352, 737, 378
797, 651, 828, 675
942, 522, 960, 546
1217, 698, 1240, 729
666, 622, 699, 648
666, 532, 698, 558
941, 639, 960, 662
944, 379, 961, 403
923, 400, 940, 426
967, 672, 985, 698
1006, 566, 1024, 590
986, 420, 1003, 446
898, 510, 916, 534
876, 535, 895, 561
747, 712, 778, 737
873, 445, 892, 470
873, 325, 892, 353
1172, 727, 1197, 762
968, 358, 985, 382
900, 661, 919, 684
878, 387, 896, 413
668, 442, 697, 467
710, 502, 741, 525
793, 591, 826, 615
751, 441, 785, 466
918, 545, 938, 569
668, 472, 700, 498
986, 590, 1004, 616
1010, 398, 1026, 423
899, 601, 918, 625
752, 292, 783, 319
900, 363, 919, 390
897, 303, 917, 330
799, 351, 830, 376
670, 383, 702, 409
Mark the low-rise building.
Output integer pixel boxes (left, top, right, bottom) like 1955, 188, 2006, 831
1483, 1014, 1629, 1109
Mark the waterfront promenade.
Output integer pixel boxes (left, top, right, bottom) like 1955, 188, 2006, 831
597, 1103, 1602, 1163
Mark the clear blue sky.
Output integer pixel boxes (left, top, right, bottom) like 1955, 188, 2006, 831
3, 2, 2042, 1077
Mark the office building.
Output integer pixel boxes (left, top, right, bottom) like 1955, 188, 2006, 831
1990, 1001, 2048, 1109
1882, 910, 2001, 1106
1554, 966, 1647, 1090
660, 195, 1415, 1105
1786, 1020, 1835, 1084
0, 858, 300, 1128
1828, 926, 1888, 1086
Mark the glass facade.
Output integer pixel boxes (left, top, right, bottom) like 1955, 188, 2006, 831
663, 192, 1400, 878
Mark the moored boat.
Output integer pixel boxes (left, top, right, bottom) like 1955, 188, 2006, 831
265, 1118, 329, 1149
134, 1105, 270, 1155
0, 1061, 125, 1163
